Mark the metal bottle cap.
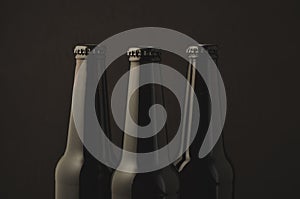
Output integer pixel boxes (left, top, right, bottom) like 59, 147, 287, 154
186, 44, 218, 63
74, 44, 106, 59
127, 47, 161, 62
186, 45, 200, 58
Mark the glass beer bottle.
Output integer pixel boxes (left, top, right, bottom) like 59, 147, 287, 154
111, 47, 180, 199
175, 45, 235, 199
55, 44, 112, 199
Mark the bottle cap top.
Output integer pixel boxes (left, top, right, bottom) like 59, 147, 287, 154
186, 46, 200, 58
127, 47, 161, 62
74, 44, 106, 59
187, 44, 218, 61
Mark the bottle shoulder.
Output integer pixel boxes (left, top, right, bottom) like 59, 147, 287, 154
55, 153, 84, 184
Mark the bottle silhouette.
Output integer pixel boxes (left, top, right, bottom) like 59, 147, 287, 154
111, 47, 180, 199
55, 44, 112, 199
174, 45, 234, 199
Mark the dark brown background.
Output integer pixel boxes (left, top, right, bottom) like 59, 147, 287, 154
0, 0, 299, 198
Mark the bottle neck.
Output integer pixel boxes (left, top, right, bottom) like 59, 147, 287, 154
188, 47, 228, 160
120, 60, 169, 166
176, 57, 197, 164
64, 58, 87, 154
65, 56, 110, 158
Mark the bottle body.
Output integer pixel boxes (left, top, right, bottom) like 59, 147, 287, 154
55, 45, 112, 199
55, 118, 112, 199
55, 116, 84, 199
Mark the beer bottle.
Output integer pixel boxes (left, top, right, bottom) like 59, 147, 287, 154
111, 47, 180, 199
55, 44, 112, 199
175, 45, 235, 199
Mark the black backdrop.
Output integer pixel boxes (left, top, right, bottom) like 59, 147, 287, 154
0, 0, 299, 199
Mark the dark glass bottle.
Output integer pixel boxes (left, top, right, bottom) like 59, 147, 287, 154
175, 45, 235, 199
55, 44, 112, 199
111, 47, 180, 199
